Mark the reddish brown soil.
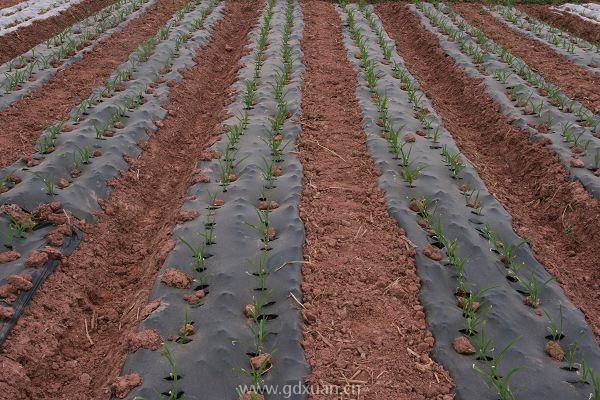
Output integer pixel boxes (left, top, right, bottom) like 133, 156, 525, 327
518, 4, 600, 45
0, 0, 187, 169
377, 3, 600, 340
0, 1, 261, 399
0, 0, 117, 64
0, 0, 24, 10
298, 2, 453, 399
453, 3, 600, 114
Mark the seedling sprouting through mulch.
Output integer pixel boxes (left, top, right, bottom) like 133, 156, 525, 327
473, 336, 524, 400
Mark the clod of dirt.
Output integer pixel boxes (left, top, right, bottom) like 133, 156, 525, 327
112, 373, 142, 399
570, 158, 585, 168
524, 296, 540, 308
193, 174, 211, 184
183, 290, 205, 305
423, 243, 443, 261
139, 300, 161, 321
178, 209, 200, 222
545, 340, 565, 361
267, 227, 277, 241
46, 231, 65, 247
128, 329, 163, 352
42, 246, 63, 260
7, 274, 33, 292
0, 305, 15, 320
57, 178, 70, 189
409, 198, 424, 213
1, 204, 35, 227
24, 250, 49, 268
250, 353, 272, 371
179, 323, 195, 337
258, 200, 279, 210
243, 304, 256, 319
457, 296, 480, 312
404, 133, 416, 143
161, 268, 193, 289
0, 251, 20, 264
452, 336, 475, 355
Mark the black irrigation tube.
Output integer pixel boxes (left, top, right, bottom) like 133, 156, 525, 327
414, 1, 600, 200
0, 0, 157, 111
491, 5, 600, 76
118, 1, 308, 399
338, 3, 600, 400
0, 0, 225, 344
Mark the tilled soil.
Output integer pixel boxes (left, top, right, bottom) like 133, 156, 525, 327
453, 3, 600, 115
518, 4, 600, 45
376, 3, 600, 340
0, 1, 260, 399
0, 0, 117, 64
297, 1, 453, 399
0, 0, 187, 169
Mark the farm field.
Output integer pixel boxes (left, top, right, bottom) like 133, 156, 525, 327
0, 0, 599, 399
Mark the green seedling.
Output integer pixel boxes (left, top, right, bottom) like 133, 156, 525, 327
543, 305, 564, 341
518, 273, 555, 308
33, 172, 56, 195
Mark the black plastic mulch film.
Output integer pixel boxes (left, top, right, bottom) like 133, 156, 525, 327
0, 0, 226, 343
337, 3, 600, 400
119, 1, 309, 399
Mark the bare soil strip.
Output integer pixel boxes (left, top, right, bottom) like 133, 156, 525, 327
376, 3, 600, 340
297, 1, 453, 399
0, 0, 187, 170
0, 0, 117, 64
453, 3, 600, 114
518, 4, 600, 45
0, 1, 260, 399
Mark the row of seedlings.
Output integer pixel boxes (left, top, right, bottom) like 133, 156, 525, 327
0, 0, 156, 110
492, 4, 600, 74
0, 0, 84, 34
0, 0, 225, 344
338, 3, 600, 400
117, 1, 307, 399
413, 1, 600, 199
0, 0, 223, 220
237, 2, 306, 398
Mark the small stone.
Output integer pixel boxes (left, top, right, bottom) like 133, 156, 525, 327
225, 44, 233, 52
452, 336, 475, 355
